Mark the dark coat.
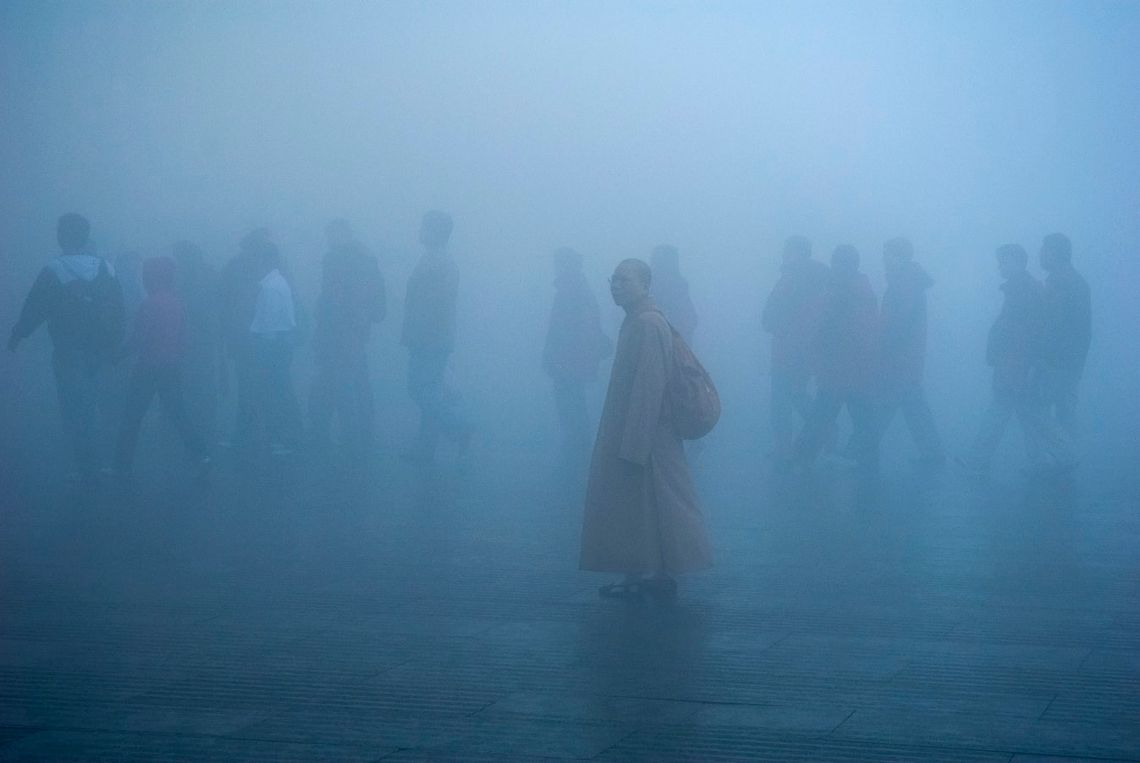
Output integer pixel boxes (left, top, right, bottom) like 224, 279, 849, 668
543, 270, 610, 383
879, 260, 934, 388
762, 258, 830, 374
401, 251, 458, 354
1042, 266, 1091, 374
814, 270, 878, 393
987, 270, 1045, 390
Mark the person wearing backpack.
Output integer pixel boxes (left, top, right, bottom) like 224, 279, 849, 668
580, 258, 712, 600
8, 213, 126, 483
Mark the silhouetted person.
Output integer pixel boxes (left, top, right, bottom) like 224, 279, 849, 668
959, 244, 1076, 475
8, 213, 125, 483
793, 245, 879, 471
245, 238, 303, 456
875, 237, 944, 464
649, 244, 698, 344
173, 240, 221, 446
762, 235, 830, 465
309, 219, 387, 454
581, 259, 712, 599
542, 247, 611, 462
114, 257, 209, 477
401, 210, 471, 462
1038, 233, 1091, 437
218, 229, 269, 450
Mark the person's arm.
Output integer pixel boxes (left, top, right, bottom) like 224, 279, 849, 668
8, 268, 57, 351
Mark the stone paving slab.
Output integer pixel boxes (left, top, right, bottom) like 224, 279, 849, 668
1, 442, 1138, 761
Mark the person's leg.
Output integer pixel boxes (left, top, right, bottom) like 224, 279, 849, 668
900, 382, 945, 461
962, 381, 1014, 470
115, 365, 159, 473
1051, 367, 1081, 439
342, 350, 374, 452
1017, 385, 1076, 472
406, 349, 447, 459
307, 360, 336, 448
53, 350, 105, 480
847, 392, 881, 470
232, 344, 258, 448
794, 388, 843, 465
553, 377, 590, 456
771, 367, 809, 460
265, 336, 302, 452
155, 365, 207, 461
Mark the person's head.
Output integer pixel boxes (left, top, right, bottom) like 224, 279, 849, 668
326, 218, 354, 249
650, 244, 679, 274
610, 258, 651, 308
419, 210, 453, 251
995, 243, 1028, 280
56, 213, 91, 253
1039, 232, 1072, 272
883, 237, 914, 280
782, 235, 812, 266
142, 256, 177, 294
240, 227, 273, 256
831, 244, 860, 275
553, 246, 582, 276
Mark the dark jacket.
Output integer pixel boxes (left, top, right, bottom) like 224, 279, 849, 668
879, 260, 934, 388
543, 270, 610, 383
1042, 266, 1091, 374
814, 270, 878, 393
10, 254, 125, 356
762, 258, 830, 374
401, 251, 458, 353
314, 242, 386, 364
987, 270, 1044, 389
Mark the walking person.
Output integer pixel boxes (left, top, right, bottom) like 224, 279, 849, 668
875, 237, 944, 465
401, 210, 471, 463
793, 245, 880, 473
8, 213, 125, 484
762, 235, 830, 467
309, 218, 386, 454
958, 244, 1076, 476
542, 247, 611, 466
113, 257, 210, 477
1038, 233, 1091, 438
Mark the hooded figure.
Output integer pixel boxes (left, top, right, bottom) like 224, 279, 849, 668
114, 256, 209, 476
874, 238, 943, 463
8, 213, 126, 481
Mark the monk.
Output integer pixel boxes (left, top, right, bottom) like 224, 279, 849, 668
580, 258, 713, 599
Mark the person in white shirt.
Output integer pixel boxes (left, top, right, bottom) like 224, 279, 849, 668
244, 237, 303, 456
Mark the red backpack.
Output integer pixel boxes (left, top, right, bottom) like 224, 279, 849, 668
665, 322, 721, 440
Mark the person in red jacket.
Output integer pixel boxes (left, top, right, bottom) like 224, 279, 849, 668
793, 245, 879, 472
762, 236, 830, 466
113, 256, 209, 477
875, 237, 944, 465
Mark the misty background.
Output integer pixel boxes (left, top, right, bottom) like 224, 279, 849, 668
2, 0, 1138, 483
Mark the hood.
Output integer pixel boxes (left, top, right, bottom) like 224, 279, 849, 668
47, 253, 111, 284
143, 256, 177, 293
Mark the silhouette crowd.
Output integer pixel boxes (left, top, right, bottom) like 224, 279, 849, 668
8, 213, 1090, 489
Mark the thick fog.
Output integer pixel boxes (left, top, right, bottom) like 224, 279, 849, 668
2, 1, 1139, 500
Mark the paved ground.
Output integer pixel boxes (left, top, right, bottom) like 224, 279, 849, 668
1, 430, 1138, 761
